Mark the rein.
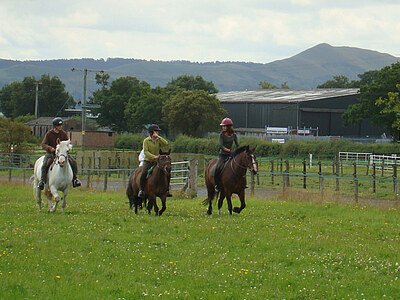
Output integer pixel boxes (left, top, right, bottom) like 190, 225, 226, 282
230, 151, 256, 177
156, 155, 171, 173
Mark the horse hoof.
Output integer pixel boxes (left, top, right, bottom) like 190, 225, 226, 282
207, 209, 212, 215
229, 210, 232, 215
218, 209, 221, 215
233, 207, 241, 213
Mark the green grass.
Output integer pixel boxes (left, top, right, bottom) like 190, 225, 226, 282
0, 182, 400, 298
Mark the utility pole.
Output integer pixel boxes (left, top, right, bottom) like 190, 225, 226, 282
71, 68, 104, 151
34, 81, 42, 118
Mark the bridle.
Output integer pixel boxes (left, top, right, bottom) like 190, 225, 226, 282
231, 151, 258, 175
157, 154, 172, 173
54, 147, 69, 167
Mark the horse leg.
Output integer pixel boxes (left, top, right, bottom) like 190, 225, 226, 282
233, 190, 246, 214
217, 191, 225, 215
35, 186, 42, 211
153, 197, 159, 216
49, 186, 60, 213
226, 194, 233, 215
158, 195, 167, 216
147, 196, 154, 215
61, 192, 68, 214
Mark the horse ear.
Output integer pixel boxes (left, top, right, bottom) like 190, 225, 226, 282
159, 149, 163, 155
252, 146, 256, 152
246, 145, 249, 151
56, 138, 60, 145
167, 149, 171, 155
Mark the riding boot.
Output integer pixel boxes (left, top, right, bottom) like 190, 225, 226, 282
68, 157, 81, 188
38, 165, 48, 190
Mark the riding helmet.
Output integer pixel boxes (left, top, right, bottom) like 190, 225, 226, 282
52, 117, 63, 127
148, 124, 161, 133
220, 117, 233, 126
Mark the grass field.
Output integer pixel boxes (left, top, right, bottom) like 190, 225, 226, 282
0, 182, 400, 299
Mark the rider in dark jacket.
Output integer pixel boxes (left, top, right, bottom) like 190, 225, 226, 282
37, 117, 81, 190
214, 117, 239, 192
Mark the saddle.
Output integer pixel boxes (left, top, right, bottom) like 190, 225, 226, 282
211, 157, 231, 177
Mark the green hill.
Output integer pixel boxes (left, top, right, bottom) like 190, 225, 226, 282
0, 43, 398, 100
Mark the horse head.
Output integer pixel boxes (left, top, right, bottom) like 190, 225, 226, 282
158, 149, 172, 173
233, 145, 258, 175
55, 139, 72, 168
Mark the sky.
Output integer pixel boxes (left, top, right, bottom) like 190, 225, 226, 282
1, 0, 400, 63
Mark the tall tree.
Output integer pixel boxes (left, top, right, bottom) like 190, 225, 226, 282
258, 81, 290, 89
0, 75, 74, 118
343, 62, 400, 139
124, 87, 169, 132
317, 75, 350, 88
91, 76, 151, 132
166, 75, 218, 94
163, 89, 225, 137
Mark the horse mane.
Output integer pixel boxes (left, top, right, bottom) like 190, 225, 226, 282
233, 146, 248, 157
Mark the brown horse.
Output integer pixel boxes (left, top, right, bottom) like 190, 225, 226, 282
204, 145, 257, 215
126, 149, 172, 215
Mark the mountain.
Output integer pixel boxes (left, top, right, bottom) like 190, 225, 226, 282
0, 43, 398, 100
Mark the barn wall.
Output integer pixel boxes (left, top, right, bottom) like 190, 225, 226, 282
220, 94, 385, 137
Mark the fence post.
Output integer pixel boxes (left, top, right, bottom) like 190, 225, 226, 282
318, 161, 322, 191
271, 160, 274, 185
8, 153, 12, 182
381, 157, 385, 177
353, 163, 358, 203
372, 163, 376, 193
87, 157, 92, 188
103, 170, 108, 192
285, 160, 290, 187
303, 159, 307, 189
318, 161, 323, 195
335, 161, 340, 191
123, 169, 127, 188
186, 160, 198, 197
250, 171, 255, 197
393, 164, 398, 201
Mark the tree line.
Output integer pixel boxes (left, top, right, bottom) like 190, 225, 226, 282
1, 62, 400, 139
0, 74, 225, 137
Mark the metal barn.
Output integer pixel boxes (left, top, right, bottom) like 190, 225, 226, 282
217, 89, 384, 137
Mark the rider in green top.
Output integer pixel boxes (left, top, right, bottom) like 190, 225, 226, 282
214, 117, 239, 192
138, 124, 171, 197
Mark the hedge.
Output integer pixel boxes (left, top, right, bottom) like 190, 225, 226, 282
115, 134, 400, 157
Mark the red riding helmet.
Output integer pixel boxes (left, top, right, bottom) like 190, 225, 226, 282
220, 118, 233, 126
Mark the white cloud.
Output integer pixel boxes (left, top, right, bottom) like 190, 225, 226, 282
0, 1, 399, 61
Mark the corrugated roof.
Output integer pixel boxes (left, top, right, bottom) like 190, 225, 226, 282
216, 88, 359, 103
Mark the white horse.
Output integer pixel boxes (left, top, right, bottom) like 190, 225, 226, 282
33, 140, 73, 213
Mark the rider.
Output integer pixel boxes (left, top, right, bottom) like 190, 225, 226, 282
37, 117, 81, 190
214, 117, 239, 192
138, 124, 171, 197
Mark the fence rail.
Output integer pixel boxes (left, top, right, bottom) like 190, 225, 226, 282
2, 153, 400, 201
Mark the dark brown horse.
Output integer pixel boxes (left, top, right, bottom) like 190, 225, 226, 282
204, 145, 257, 215
126, 149, 172, 215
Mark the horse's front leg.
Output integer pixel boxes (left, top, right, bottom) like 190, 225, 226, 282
233, 189, 246, 214
61, 188, 70, 214
147, 195, 154, 215
153, 197, 159, 216
49, 186, 60, 213
158, 195, 167, 216
226, 193, 233, 215
217, 191, 225, 215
